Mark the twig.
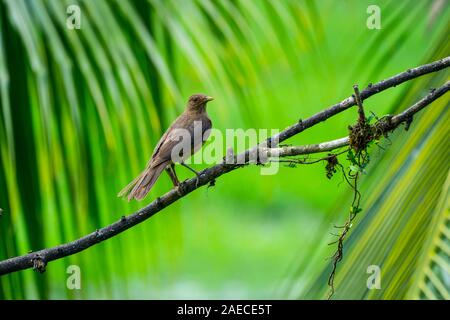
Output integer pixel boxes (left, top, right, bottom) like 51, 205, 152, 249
261, 137, 349, 158
260, 80, 449, 161
0, 58, 449, 276
353, 84, 366, 125
391, 82, 450, 126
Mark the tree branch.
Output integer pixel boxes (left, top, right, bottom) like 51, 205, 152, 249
0, 57, 449, 276
262, 138, 349, 158
265, 56, 450, 147
262, 80, 450, 158
353, 85, 366, 125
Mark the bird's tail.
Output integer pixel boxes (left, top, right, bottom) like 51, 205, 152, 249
118, 161, 168, 201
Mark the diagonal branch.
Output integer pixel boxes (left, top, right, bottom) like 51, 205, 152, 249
262, 138, 349, 158
262, 80, 449, 158
0, 57, 449, 276
353, 85, 366, 125
265, 56, 450, 147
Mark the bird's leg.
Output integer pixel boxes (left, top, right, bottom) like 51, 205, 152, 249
181, 162, 201, 187
168, 163, 187, 195
166, 163, 180, 186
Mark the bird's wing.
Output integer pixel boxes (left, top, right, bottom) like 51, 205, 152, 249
202, 117, 212, 142
148, 112, 210, 168
149, 127, 172, 161
147, 114, 186, 166
150, 127, 187, 167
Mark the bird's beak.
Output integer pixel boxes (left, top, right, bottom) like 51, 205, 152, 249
206, 96, 214, 102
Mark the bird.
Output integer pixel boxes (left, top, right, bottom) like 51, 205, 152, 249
118, 93, 214, 201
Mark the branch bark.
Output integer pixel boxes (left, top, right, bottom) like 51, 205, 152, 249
263, 137, 350, 157
0, 57, 449, 276
263, 80, 450, 158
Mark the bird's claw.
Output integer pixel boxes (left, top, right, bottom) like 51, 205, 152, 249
176, 182, 185, 195
194, 175, 200, 188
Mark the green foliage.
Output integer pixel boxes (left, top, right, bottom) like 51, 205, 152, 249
0, 0, 448, 299
298, 50, 450, 298
408, 174, 450, 299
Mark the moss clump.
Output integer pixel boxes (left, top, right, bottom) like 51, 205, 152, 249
348, 120, 373, 153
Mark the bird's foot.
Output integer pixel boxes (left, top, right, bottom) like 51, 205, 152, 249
174, 173, 201, 195
194, 173, 201, 188
175, 182, 186, 196
180, 162, 201, 188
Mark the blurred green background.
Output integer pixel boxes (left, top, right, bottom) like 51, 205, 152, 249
0, 0, 449, 299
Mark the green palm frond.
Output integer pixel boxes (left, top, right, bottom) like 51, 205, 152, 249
298, 46, 450, 299
300, 90, 449, 299
408, 169, 450, 300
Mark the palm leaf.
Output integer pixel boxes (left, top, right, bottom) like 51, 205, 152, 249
1, 0, 448, 299
407, 165, 450, 299
298, 47, 450, 299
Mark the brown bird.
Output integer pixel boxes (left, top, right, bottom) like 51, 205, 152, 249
118, 94, 214, 201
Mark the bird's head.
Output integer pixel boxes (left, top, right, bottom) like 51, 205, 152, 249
186, 94, 214, 112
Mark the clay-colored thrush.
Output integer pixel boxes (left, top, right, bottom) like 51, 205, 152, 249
118, 94, 214, 201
